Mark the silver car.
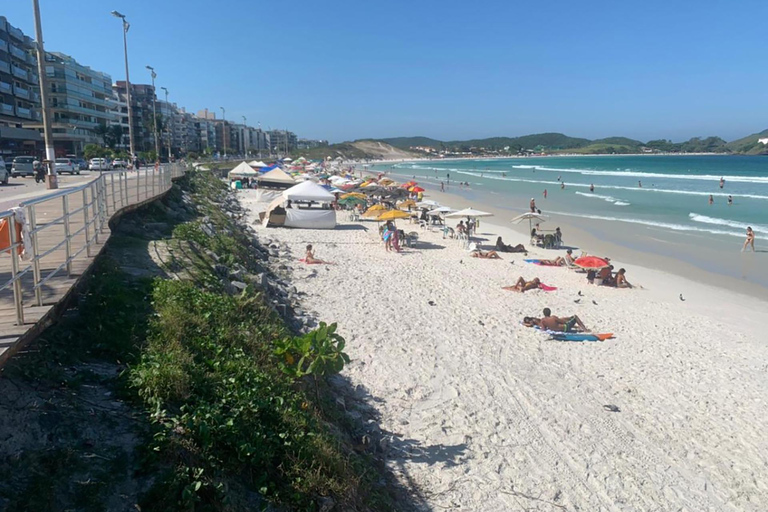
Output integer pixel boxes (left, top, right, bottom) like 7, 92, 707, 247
11, 156, 41, 177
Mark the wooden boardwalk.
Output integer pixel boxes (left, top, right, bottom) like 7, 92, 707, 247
0, 166, 184, 365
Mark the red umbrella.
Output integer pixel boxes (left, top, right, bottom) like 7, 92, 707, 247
409, 186, 425, 193
400, 181, 416, 188
574, 256, 611, 270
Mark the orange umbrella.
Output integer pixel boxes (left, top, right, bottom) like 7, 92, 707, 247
409, 186, 425, 193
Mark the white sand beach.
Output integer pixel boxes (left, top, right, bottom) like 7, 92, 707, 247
241, 190, 768, 511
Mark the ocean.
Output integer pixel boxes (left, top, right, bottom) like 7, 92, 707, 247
371, 155, 768, 290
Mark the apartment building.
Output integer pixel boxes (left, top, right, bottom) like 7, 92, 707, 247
0, 16, 42, 157
113, 81, 156, 153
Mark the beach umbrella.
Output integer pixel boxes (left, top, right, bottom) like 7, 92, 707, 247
400, 181, 417, 189
409, 186, 425, 193
398, 199, 417, 210
416, 200, 440, 208
365, 204, 388, 212
445, 207, 493, 219
341, 192, 366, 199
511, 212, 549, 234
377, 210, 411, 221
363, 208, 391, 218
427, 206, 455, 216
574, 256, 611, 270
338, 197, 366, 207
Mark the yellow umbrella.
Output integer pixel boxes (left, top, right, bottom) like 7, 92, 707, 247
397, 199, 416, 210
341, 192, 366, 199
379, 178, 395, 185
363, 208, 391, 218
365, 204, 388, 212
377, 210, 411, 221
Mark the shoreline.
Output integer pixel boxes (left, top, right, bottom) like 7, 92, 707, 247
364, 165, 768, 301
238, 188, 768, 510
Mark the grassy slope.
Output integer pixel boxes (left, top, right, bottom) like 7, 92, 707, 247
0, 172, 406, 511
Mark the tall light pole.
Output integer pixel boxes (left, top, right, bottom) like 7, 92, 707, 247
242, 116, 247, 157
219, 106, 226, 158
146, 65, 159, 162
31, 0, 57, 188
111, 10, 135, 168
160, 86, 172, 161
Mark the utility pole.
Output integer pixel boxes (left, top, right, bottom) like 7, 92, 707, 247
146, 65, 159, 162
161, 86, 172, 161
31, 0, 57, 188
220, 107, 226, 158
111, 11, 135, 168
242, 116, 247, 157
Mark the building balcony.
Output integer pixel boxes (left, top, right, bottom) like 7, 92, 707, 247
0, 59, 10, 74
12, 67, 27, 80
0, 40, 8, 52
29, 73, 38, 84
1, 103, 14, 116
16, 106, 31, 118
8, 26, 25, 41
14, 85, 29, 99
10, 44, 26, 60
0, 80, 11, 93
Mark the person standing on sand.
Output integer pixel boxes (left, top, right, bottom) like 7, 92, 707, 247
441, 181, 445, 192
638, 180, 642, 188
530, 198, 537, 212
543, 189, 548, 199
742, 227, 755, 252
709, 195, 714, 205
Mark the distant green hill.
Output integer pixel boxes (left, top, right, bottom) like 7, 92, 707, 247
366, 130, 767, 155
725, 128, 768, 155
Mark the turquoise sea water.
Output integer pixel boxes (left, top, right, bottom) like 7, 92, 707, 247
373, 155, 768, 290
381, 155, 768, 241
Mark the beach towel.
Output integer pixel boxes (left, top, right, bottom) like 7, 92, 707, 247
524, 259, 560, 267
538, 283, 558, 291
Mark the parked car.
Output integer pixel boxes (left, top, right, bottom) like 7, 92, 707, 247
54, 158, 79, 175
111, 159, 128, 168
3, 157, 11, 173
11, 156, 42, 177
88, 158, 112, 171
75, 158, 88, 171
0, 157, 8, 185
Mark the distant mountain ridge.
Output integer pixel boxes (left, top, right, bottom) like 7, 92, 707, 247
364, 131, 768, 155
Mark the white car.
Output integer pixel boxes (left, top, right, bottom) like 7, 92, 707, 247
0, 157, 8, 185
88, 158, 111, 171
111, 159, 128, 168
54, 158, 79, 175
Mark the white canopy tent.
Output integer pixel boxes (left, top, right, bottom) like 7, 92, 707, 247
258, 168, 296, 185
260, 181, 337, 229
249, 160, 268, 168
282, 180, 336, 202
229, 161, 259, 177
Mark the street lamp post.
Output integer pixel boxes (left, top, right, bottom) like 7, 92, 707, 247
219, 106, 226, 158
31, 0, 57, 189
161, 86, 172, 162
110, 10, 136, 168
242, 116, 247, 157
146, 65, 159, 163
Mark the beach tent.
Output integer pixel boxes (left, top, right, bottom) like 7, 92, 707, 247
249, 160, 267, 168
427, 206, 455, 216
262, 181, 336, 229
258, 168, 296, 185
283, 157, 293, 162
228, 161, 259, 177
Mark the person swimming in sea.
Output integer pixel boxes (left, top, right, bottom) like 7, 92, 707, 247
709, 194, 714, 205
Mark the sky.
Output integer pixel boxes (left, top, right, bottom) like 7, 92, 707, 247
4, 0, 768, 143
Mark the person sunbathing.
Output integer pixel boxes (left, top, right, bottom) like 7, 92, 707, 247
303, 244, 330, 264
470, 249, 501, 259
614, 268, 633, 288
503, 277, 541, 292
495, 237, 527, 253
539, 307, 589, 332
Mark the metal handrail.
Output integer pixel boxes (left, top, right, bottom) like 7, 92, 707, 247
0, 163, 186, 325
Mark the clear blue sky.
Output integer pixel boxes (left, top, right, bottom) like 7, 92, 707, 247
5, 0, 767, 143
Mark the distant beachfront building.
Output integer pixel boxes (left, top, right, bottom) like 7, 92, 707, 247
0, 15, 43, 157
26, 52, 116, 157
758, 137, 768, 145
114, 81, 157, 153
